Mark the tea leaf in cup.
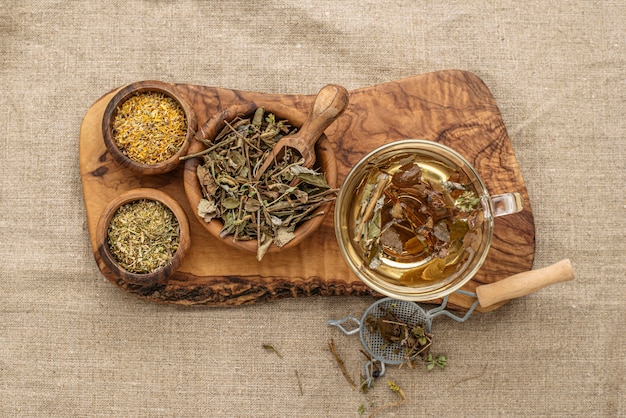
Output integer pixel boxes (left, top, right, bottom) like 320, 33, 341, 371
351, 153, 483, 286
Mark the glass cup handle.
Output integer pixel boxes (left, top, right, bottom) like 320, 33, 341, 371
491, 192, 523, 217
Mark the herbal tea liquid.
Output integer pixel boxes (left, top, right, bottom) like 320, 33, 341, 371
349, 154, 485, 288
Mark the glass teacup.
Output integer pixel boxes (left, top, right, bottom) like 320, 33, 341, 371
334, 139, 523, 301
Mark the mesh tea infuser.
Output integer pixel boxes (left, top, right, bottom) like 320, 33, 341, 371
328, 259, 574, 386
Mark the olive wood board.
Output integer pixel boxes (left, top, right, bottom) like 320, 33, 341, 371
80, 70, 535, 312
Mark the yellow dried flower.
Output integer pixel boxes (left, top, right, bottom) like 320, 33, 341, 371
112, 92, 187, 164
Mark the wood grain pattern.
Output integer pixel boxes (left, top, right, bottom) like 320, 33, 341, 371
79, 70, 535, 311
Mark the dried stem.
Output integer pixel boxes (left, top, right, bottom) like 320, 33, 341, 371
368, 399, 406, 417
449, 364, 488, 388
295, 369, 303, 396
262, 344, 283, 358
328, 338, 356, 390
354, 172, 389, 242
368, 381, 407, 417
179, 136, 236, 160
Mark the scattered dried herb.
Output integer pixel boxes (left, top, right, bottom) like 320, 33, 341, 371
352, 155, 484, 285
357, 399, 377, 416
112, 92, 187, 164
368, 380, 407, 417
262, 344, 283, 358
295, 369, 303, 396
107, 199, 180, 273
386, 380, 406, 400
189, 107, 337, 260
449, 364, 487, 388
329, 338, 357, 390
425, 353, 448, 370
261, 344, 303, 395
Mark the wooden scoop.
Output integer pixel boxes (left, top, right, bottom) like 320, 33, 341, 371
476, 259, 575, 308
254, 84, 349, 180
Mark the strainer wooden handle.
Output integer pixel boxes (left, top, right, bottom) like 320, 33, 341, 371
476, 259, 574, 308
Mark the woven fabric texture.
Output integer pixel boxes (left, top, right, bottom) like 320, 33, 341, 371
1, 1, 624, 416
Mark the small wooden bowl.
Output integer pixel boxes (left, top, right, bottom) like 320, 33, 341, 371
183, 102, 338, 255
102, 80, 198, 175
95, 188, 191, 286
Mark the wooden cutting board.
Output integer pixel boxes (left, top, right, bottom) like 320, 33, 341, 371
79, 70, 535, 312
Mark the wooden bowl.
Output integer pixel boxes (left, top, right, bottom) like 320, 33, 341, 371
102, 80, 198, 175
95, 188, 191, 286
183, 102, 338, 255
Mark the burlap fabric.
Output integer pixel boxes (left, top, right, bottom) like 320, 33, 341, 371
1, 1, 624, 416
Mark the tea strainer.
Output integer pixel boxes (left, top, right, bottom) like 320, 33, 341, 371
328, 259, 574, 387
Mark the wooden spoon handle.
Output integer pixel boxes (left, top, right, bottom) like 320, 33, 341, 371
475, 259, 574, 308
294, 84, 349, 150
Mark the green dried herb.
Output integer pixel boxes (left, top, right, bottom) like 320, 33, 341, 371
455, 190, 480, 212
106, 199, 180, 274
112, 92, 187, 164
188, 108, 337, 260
425, 353, 448, 370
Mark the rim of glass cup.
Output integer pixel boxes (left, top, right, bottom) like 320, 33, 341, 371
334, 139, 495, 301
